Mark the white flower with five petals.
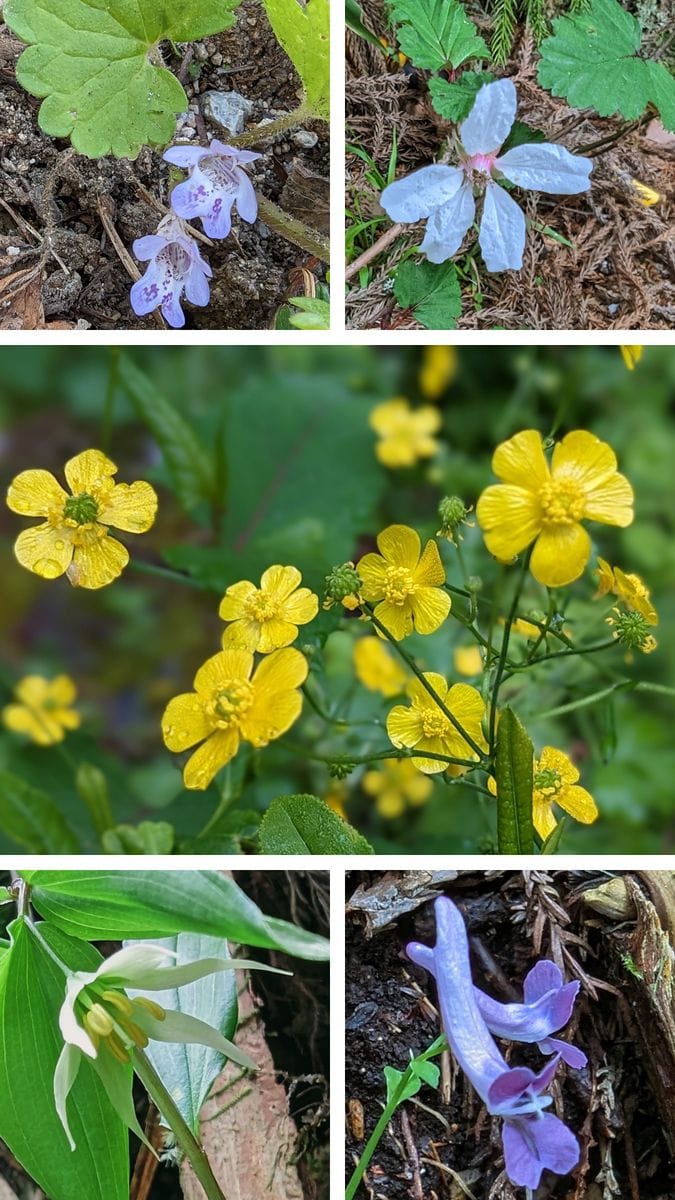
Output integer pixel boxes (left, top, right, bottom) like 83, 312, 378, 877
380, 79, 592, 272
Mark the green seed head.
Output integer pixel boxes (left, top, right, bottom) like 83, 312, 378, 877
324, 563, 362, 602
64, 493, 99, 525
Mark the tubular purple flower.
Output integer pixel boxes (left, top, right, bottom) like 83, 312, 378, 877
407, 896, 580, 1189
475, 959, 588, 1068
164, 139, 261, 240
130, 214, 212, 329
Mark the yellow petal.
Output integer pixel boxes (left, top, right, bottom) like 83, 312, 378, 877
447, 683, 486, 729
362, 769, 384, 796
221, 620, 261, 652
492, 430, 549, 488
413, 406, 442, 436
183, 729, 240, 789
2, 703, 62, 745
353, 637, 407, 697
620, 345, 643, 369
412, 586, 451, 635
387, 705, 423, 748
56, 708, 81, 731
6, 469, 67, 517
68, 536, 129, 589
419, 346, 457, 399
48, 675, 78, 706
252, 646, 308, 694
97, 481, 157, 533
530, 523, 591, 588
357, 552, 387, 599
414, 539, 446, 587
257, 618, 299, 653
369, 399, 408, 435
280, 588, 318, 625
593, 557, 615, 597
373, 599, 413, 641
260, 564, 302, 599
583, 473, 634, 527
376, 438, 417, 468
377, 524, 421, 569
538, 746, 579, 786
218, 580, 257, 620
454, 646, 483, 676
408, 739, 447, 775
64, 449, 117, 495
558, 784, 598, 825
477, 485, 541, 561
407, 672, 448, 708
194, 649, 253, 695
376, 790, 405, 818
14, 524, 73, 580
14, 675, 50, 706
551, 431, 628, 504
241, 689, 303, 746
162, 693, 213, 751
533, 795, 557, 840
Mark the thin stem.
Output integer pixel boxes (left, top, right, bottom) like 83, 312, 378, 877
503, 638, 617, 680
488, 550, 531, 752
230, 103, 312, 148
277, 740, 480, 771
255, 197, 329, 264
133, 1049, 228, 1200
536, 681, 631, 719
301, 682, 375, 728
129, 559, 211, 589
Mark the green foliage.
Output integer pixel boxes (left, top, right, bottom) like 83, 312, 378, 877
288, 297, 331, 331
3, 0, 240, 158
0, 771, 79, 853
102, 820, 176, 853
538, 0, 675, 130
490, 0, 518, 65
428, 71, 496, 121
261, 0, 329, 120
259, 794, 374, 854
394, 260, 462, 330
495, 707, 534, 853
388, 0, 488, 70
346, 0, 389, 50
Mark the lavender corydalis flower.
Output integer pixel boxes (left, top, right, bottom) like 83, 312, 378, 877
164, 139, 261, 240
476, 958, 588, 1068
130, 214, 212, 329
407, 896, 580, 1190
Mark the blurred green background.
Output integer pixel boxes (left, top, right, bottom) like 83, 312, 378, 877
0, 344, 673, 854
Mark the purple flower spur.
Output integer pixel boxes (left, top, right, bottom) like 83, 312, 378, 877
164, 139, 261, 240
407, 895, 580, 1189
130, 214, 212, 329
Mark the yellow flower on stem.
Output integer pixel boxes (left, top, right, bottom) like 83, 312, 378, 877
620, 346, 643, 369
369, 399, 441, 468
387, 675, 487, 775
419, 346, 457, 399
219, 565, 318, 653
6, 449, 157, 589
476, 429, 633, 589
362, 758, 433, 818
594, 557, 657, 624
453, 645, 483, 677
488, 746, 598, 839
2, 675, 80, 745
357, 524, 451, 640
162, 646, 307, 789
353, 636, 407, 697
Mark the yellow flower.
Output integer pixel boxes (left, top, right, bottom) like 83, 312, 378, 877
2, 675, 80, 745
387, 675, 487, 775
453, 645, 483, 676
362, 758, 433, 818
219, 565, 318, 654
419, 347, 457, 399
488, 746, 598, 839
629, 180, 660, 207
357, 524, 451, 640
325, 780, 348, 819
162, 646, 307, 790
594, 558, 657, 624
476, 429, 634, 589
353, 636, 407, 697
369, 399, 441, 468
6, 449, 157, 590
620, 346, 643, 370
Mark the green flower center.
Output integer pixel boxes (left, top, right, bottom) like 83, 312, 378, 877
64, 492, 99, 525
384, 565, 415, 605
534, 768, 563, 797
211, 679, 254, 726
420, 708, 449, 739
244, 590, 279, 622
538, 479, 585, 526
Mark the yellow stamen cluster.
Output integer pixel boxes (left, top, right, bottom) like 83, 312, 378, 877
80, 989, 166, 1062
538, 479, 585, 526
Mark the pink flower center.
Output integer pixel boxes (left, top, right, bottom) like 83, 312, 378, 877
463, 152, 497, 179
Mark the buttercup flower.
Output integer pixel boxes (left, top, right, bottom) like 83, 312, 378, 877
380, 79, 592, 272
594, 558, 657, 624
488, 746, 598, 839
357, 524, 451, 639
620, 346, 643, 369
7, 450, 157, 589
476, 429, 634, 588
362, 757, 433, 818
629, 181, 660, 206
353, 636, 407, 697
453, 645, 483, 677
387, 676, 487, 774
162, 646, 307, 789
2, 675, 80, 745
419, 346, 457, 399
220, 565, 318, 654
131, 214, 212, 329
369, 399, 441, 467
164, 140, 261, 239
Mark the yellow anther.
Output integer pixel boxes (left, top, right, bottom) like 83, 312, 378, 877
84, 1003, 115, 1038
538, 480, 585, 526
133, 996, 167, 1022
383, 565, 415, 605
105, 1031, 131, 1064
100, 989, 134, 1017
421, 709, 449, 739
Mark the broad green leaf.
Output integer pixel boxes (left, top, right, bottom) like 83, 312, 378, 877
495, 707, 534, 854
388, 0, 488, 70
4, 0, 241, 158
537, 0, 675, 131
428, 71, 495, 122
346, 0, 389, 51
288, 297, 331, 331
0, 919, 128, 1200
261, 0, 329, 120
118, 354, 215, 515
102, 820, 176, 854
394, 261, 462, 330
259, 794, 374, 854
0, 770, 80, 852
126, 933, 237, 1134
23, 870, 330, 960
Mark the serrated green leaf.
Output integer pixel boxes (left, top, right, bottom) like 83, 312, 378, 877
261, 0, 329, 120
0, 770, 80, 853
537, 0, 675, 130
428, 71, 495, 121
259, 795, 374, 854
4, 0, 240, 158
495, 707, 534, 854
394, 260, 462, 330
388, 0, 488, 70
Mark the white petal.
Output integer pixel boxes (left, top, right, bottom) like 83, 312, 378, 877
460, 78, 517, 156
380, 165, 464, 223
121, 955, 290, 992
54, 1043, 81, 1151
479, 181, 526, 271
133, 1007, 258, 1071
496, 143, 593, 194
59, 973, 98, 1057
420, 182, 475, 262
95, 944, 179, 986
90, 1051, 156, 1157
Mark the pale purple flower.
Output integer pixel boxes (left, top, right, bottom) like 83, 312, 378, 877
380, 78, 592, 272
164, 139, 261, 240
476, 959, 588, 1068
130, 214, 212, 329
407, 896, 580, 1189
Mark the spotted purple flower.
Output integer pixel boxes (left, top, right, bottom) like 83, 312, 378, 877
164, 139, 261, 240
130, 214, 212, 329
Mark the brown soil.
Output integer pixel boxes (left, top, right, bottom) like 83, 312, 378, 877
0, 0, 328, 331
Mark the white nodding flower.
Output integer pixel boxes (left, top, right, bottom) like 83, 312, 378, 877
380, 78, 592, 272
54, 942, 289, 1152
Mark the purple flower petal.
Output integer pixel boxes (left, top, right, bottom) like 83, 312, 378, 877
502, 1113, 580, 1189
539, 1036, 588, 1069
170, 168, 217, 221
523, 960, 564, 1003
130, 261, 164, 316
234, 168, 258, 223
163, 145, 207, 168
184, 262, 211, 307
132, 235, 168, 262
201, 194, 235, 240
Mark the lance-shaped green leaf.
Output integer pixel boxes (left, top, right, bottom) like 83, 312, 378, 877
261, 0, 329, 120
259, 794, 374, 854
4, 0, 242, 159
0, 770, 80, 853
495, 707, 534, 854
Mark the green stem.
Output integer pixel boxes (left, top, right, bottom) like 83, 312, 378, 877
133, 1049, 228, 1200
278, 740, 480, 771
488, 550, 531, 752
230, 102, 311, 148
100, 346, 120, 453
537, 681, 632, 719
255, 196, 330, 264
301, 682, 376, 728
129, 560, 210, 589
503, 638, 618, 679
345, 1069, 415, 1200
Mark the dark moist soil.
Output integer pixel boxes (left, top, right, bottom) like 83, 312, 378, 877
0, 0, 328, 331
345, 870, 675, 1200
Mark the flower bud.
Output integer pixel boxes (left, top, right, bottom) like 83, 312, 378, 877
437, 495, 469, 539
329, 761, 355, 780
606, 608, 657, 653
324, 563, 362, 603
